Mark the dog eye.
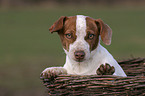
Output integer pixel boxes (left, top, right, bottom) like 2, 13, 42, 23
65, 33, 72, 39
88, 34, 95, 39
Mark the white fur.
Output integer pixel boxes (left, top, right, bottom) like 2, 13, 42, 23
65, 15, 90, 63
63, 15, 127, 77
42, 15, 127, 77
64, 44, 126, 76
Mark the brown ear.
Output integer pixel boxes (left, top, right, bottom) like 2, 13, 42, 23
49, 16, 67, 33
95, 19, 112, 45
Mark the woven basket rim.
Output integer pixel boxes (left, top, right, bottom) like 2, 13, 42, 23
40, 58, 145, 96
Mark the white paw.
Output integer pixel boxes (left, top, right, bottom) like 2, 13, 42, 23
41, 67, 67, 78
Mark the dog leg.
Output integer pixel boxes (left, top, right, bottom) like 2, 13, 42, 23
41, 67, 67, 79
96, 63, 115, 75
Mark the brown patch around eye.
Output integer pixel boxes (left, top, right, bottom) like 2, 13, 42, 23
58, 16, 77, 51
86, 17, 100, 51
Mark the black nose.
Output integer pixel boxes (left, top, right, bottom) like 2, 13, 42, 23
74, 51, 85, 62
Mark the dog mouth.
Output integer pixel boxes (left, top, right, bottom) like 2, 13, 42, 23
75, 59, 85, 62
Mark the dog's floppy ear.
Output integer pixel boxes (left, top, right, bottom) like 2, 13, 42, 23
95, 19, 112, 45
49, 16, 67, 33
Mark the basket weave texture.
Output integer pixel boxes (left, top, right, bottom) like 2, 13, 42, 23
40, 58, 145, 96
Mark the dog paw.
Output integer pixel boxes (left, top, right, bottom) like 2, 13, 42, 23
40, 67, 67, 79
96, 63, 115, 75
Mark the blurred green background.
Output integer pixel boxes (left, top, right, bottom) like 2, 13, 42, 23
0, 0, 145, 96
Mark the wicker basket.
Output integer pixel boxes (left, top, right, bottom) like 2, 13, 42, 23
40, 58, 145, 96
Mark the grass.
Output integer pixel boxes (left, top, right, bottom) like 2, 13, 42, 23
0, 6, 145, 96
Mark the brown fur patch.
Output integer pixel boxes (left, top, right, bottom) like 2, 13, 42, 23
58, 16, 77, 51
57, 16, 100, 51
85, 17, 100, 51
95, 19, 112, 45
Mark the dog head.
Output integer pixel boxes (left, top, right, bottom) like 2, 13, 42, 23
49, 15, 112, 62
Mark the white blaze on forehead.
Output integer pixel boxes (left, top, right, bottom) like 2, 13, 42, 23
76, 15, 87, 39
66, 15, 91, 64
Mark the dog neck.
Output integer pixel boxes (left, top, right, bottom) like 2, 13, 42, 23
63, 43, 110, 75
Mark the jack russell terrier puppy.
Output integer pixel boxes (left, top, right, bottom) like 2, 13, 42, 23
41, 15, 127, 78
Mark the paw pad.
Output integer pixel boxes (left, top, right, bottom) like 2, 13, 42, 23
97, 63, 115, 75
